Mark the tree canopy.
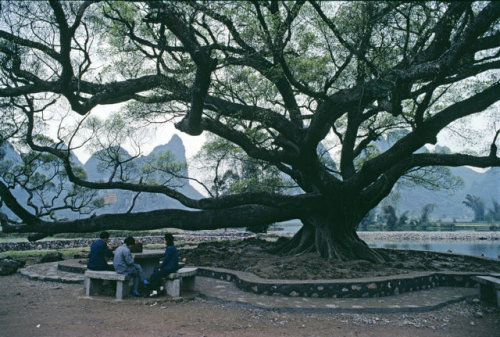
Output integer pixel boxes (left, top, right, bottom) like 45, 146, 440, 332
0, 1, 499, 261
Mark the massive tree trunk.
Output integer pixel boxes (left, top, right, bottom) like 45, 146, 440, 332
274, 214, 384, 263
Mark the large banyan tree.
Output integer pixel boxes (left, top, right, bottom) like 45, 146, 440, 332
0, 1, 499, 262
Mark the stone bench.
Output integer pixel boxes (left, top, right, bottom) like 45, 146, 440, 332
473, 275, 500, 307
84, 270, 131, 300
163, 267, 198, 297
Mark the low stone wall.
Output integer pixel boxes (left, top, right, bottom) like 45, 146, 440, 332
198, 267, 481, 298
0, 232, 254, 252
0, 237, 163, 253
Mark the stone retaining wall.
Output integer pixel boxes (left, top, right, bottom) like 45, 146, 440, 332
0, 232, 253, 252
198, 267, 480, 298
0, 237, 163, 252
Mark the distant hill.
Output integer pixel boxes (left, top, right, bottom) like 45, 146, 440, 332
82, 134, 203, 215
0, 141, 29, 220
0, 135, 203, 221
0, 141, 86, 220
395, 166, 499, 220
373, 139, 500, 221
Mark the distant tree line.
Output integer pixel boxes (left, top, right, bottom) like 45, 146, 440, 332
357, 195, 500, 231
463, 194, 500, 222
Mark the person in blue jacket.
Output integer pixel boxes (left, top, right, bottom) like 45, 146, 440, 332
147, 233, 179, 297
87, 231, 114, 271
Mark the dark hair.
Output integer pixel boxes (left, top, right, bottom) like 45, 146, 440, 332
124, 236, 135, 246
100, 231, 110, 240
164, 233, 174, 246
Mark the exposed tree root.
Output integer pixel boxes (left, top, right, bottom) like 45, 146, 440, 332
271, 220, 385, 263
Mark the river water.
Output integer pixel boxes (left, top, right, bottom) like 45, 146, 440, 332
268, 223, 500, 259
367, 241, 499, 259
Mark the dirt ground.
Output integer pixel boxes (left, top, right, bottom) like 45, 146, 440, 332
0, 273, 499, 337
180, 238, 500, 279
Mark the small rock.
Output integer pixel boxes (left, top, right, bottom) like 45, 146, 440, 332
0, 257, 25, 276
474, 312, 483, 318
470, 321, 475, 326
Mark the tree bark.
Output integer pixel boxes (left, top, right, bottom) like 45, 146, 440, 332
274, 214, 384, 263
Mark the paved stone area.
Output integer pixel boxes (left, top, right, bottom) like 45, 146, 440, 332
19, 262, 84, 284
18, 260, 481, 313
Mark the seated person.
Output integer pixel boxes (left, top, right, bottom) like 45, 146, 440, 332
113, 236, 149, 296
87, 231, 114, 271
147, 233, 179, 297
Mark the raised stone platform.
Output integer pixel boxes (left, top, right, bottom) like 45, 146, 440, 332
19, 262, 84, 284
196, 276, 477, 313
23, 260, 486, 298
57, 258, 87, 274
197, 267, 481, 298
18, 261, 480, 313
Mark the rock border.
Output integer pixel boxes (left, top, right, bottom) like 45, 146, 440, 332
0, 232, 254, 252
198, 267, 484, 298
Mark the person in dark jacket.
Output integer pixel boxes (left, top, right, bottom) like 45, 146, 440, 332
147, 233, 179, 297
87, 231, 114, 271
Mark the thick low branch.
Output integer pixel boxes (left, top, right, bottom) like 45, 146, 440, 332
409, 153, 500, 168
0, 180, 311, 236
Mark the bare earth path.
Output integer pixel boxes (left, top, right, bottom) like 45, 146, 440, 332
0, 274, 499, 337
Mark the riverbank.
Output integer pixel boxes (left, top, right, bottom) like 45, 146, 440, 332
358, 231, 500, 242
